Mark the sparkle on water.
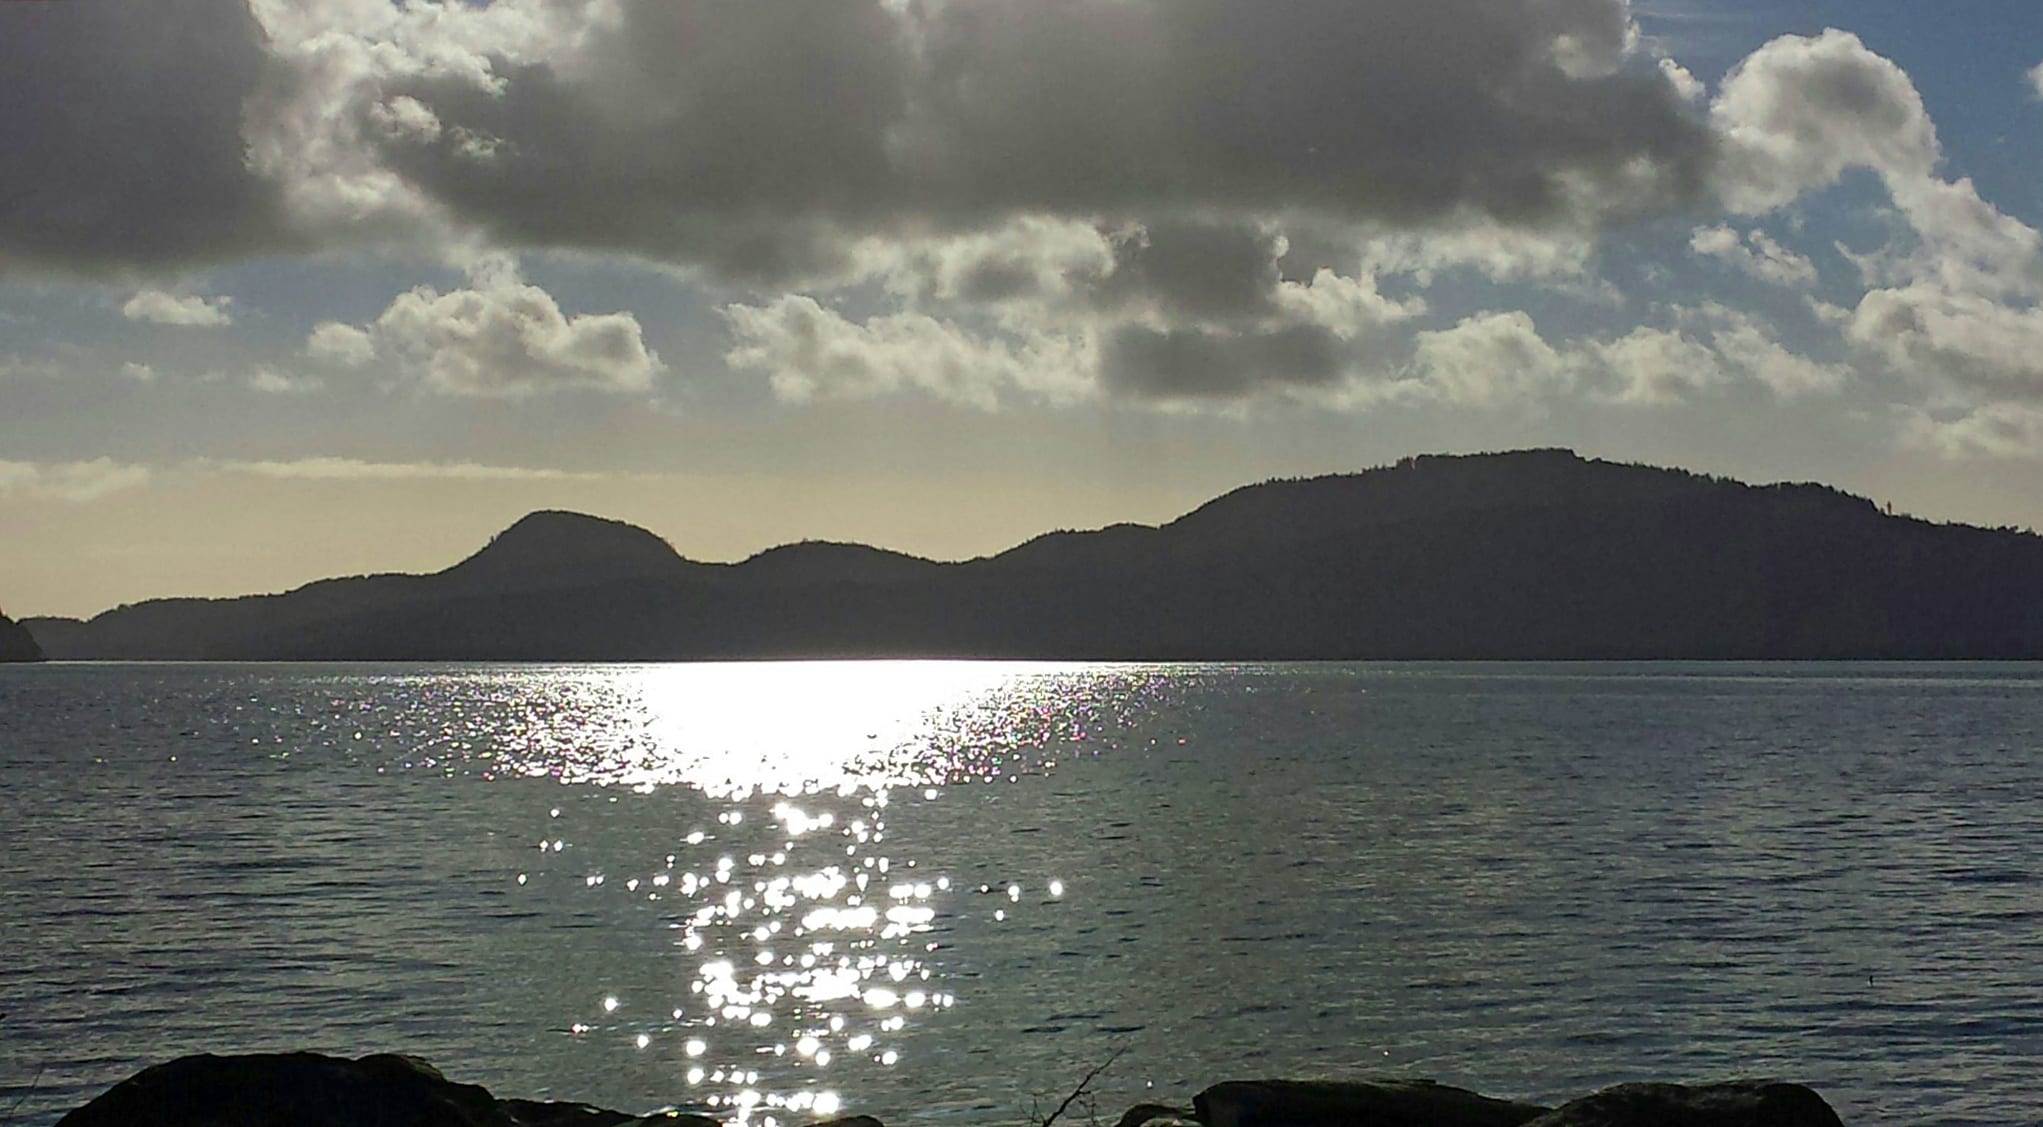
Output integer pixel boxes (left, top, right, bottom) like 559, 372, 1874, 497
7, 660, 2043, 1127
448, 661, 1132, 1124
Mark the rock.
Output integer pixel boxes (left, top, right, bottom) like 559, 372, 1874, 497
0, 613, 43, 662
1115, 1103, 1196, 1127
1194, 1079, 1550, 1127
56, 1053, 725, 1127
1519, 1082, 1844, 1127
813, 1117, 887, 1127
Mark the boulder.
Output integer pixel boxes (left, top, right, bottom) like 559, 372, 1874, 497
1194, 1079, 1550, 1127
1115, 1103, 1196, 1127
1519, 1082, 1844, 1127
55, 1053, 722, 1127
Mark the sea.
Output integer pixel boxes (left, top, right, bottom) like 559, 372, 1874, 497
2, 661, 2040, 1127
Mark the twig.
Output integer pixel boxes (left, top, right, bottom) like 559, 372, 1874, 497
1039, 1046, 1128, 1127
2, 1065, 46, 1124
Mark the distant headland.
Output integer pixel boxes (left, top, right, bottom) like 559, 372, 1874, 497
19, 449, 2043, 662
0, 610, 44, 662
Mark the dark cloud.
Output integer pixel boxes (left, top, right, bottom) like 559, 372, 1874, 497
0, 0, 291, 275
1100, 323, 1345, 400
1104, 220, 1287, 323
369, 0, 1711, 281
0, 0, 1714, 288
374, 1, 911, 282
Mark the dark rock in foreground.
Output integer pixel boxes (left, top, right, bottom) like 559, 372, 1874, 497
58, 1053, 1848, 1127
0, 611, 43, 662
1196, 1078, 1550, 1127
1520, 1081, 1846, 1126
54, 1053, 716, 1127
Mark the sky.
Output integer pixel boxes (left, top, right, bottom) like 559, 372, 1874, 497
6, 0, 2043, 618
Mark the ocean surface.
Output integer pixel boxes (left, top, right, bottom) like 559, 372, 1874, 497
2, 662, 2040, 1126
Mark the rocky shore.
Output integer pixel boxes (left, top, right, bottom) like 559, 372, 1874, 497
55, 1053, 1845, 1127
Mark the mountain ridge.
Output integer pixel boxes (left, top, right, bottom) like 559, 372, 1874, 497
21, 449, 2043, 661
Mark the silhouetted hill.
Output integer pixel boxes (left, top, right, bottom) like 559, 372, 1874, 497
24, 450, 2043, 660
0, 612, 44, 662
442, 510, 701, 590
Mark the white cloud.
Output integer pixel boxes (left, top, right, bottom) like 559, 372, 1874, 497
1591, 327, 1726, 404
120, 362, 156, 382
1710, 315, 1848, 396
1410, 311, 1570, 406
1903, 403, 2043, 461
1710, 29, 1939, 214
248, 368, 323, 394
862, 217, 1117, 309
2029, 61, 2043, 100
1689, 225, 1819, 287
1360, 222, 1599, 285
0, 458, 151, 501
328, 271, 663, 397
725, 295, 1093, 410
1273, 269, 1426, 339
121, 289, 233, 326
1850, 285, 2043, 397
305, 321, 376, 366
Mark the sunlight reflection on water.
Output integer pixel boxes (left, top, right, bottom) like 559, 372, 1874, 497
447, 661, 1164, 1124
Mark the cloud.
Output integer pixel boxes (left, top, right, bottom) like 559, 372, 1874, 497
1099, 324, 1347, 403
267, 0, 1710, 282
248, 368, 324, 394
1689, 225, 1818, 287
305, 321, 376, 366
121, 362, 157, 383
210, 457, 615, 482
1850, 285, 2043, 399
1903, 403, 2043, 461
121, 290, 234, 326
321, 272, 663, 396
0, 458, 151, 501
2030, 61, 2043, 100
1591, 326, 1726, 404
1710, 29, 1938, 213
1707, 311, 1848, 396
0, 0, 289, 275
1409, 311, 1571, 406
724, 295, 1093, 409
1705, 30, 2043, 422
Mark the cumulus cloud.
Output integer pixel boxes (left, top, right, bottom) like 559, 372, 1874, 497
1410, 312, 1571, 406
1704, 30, 2043, 425
1689, 225, 1819, 287
1711, 29, 1939, 214
121, 290, 234, 326
1708, 312, 1849, 396
724, 296, 1093, 410
1591, 327, 1726, 405
225, 0, 1709, 284
317, 272, 663, 396
0, 0, 289, 275
305, 321, 377, 366
2029, 61, 2043, 100
248, 368, 323, 394
1903, 403, 2043, 461
0, 458, 150, 502
1849, 286, 2043, 399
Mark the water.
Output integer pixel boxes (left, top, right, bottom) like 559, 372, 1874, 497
3, 662, 2041, 1127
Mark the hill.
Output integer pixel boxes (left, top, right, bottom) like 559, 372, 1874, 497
0, 612, 44, 662
23, 449, 2043, 661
